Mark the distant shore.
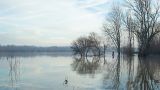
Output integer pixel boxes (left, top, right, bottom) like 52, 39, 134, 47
0, 45, 72, 52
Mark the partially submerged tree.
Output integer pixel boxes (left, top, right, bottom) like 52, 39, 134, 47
71, 32, 101, 57
103, 5, 122, 55
148, 33, 160, 54
123, 11, 135, 55
71, 37, 88, 57
126, 0, 160, 56
87, 32, 101, 56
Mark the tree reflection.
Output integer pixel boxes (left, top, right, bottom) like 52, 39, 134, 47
71, 56, 101, 76
6, 56, 20, 89
102, 55, 160, 90
102, 54, 120, 90
133, 57, 160, 90
125, 55, 135, 90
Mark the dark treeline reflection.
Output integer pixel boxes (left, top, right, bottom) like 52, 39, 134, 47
103, 55, 160, 90
133, 57, 160, 90
71, 56, 102, 75
0, 56, 20, 89
72, 55, 160, 90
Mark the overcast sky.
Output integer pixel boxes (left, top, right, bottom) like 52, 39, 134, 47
0, 0, 120, 46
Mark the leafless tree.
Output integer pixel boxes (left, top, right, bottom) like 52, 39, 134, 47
149, 33, 160, 54
71, 32, 101, 57
123, 11, 135, 55
86, 32, 101, 57
103, 5, 122, 55
126, 0, 160, 56
71, 37, 88, 57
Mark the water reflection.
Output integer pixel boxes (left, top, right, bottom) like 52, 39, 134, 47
1, 56, 20, 89
133, 57, 160, 90
71, 54, 160, 90
125, 56, 135, 90
0, 53, 159, 90
102, 55, 160, 90
71, 56, 102, 75
102, 55, 121, 90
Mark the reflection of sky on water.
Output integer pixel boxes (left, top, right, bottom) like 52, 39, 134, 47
0, 53, 159, 90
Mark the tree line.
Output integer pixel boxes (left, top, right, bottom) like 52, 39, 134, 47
71, 0, 160, 57
0, 45, 71, 52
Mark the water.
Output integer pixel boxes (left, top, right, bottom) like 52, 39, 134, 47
0, 52, 160, 90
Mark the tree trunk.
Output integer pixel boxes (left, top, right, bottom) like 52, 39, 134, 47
138, 41, 150, 57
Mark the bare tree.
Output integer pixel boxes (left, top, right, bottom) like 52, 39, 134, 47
126, 0, 160, 56
103, 5, 122, 55
87, 32, 101, 56
71, 32, 102, 57
71, 37, 88, 57
149, 33, 160, 54
123, 11, 135, 55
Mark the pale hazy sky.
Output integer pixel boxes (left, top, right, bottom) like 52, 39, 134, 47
0, 0, 120, 46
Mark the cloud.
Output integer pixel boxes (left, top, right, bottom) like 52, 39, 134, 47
0, 0, 110, 46
77, 0, 110, 8
76, 0, 111, 15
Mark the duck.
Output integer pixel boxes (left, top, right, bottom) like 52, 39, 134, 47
64, 79, 68, 84
64, 77, 68, 85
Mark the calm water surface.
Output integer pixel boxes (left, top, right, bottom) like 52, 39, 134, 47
0, 52, 160, 90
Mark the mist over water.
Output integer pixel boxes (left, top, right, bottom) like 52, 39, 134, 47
0, 52, 159, 90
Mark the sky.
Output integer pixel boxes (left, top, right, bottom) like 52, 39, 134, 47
0, 0, 119, 46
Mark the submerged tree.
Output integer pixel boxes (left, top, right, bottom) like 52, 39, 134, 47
126, 0, 160, 56
103, 5, 122, 55
71, 32, 101, 57
86, 32, 101, 56
148, 34, 160, 54
71, 37, 88, 57
123, 11, 135, 55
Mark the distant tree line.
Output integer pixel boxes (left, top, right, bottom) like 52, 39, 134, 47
0, 45, 71, 52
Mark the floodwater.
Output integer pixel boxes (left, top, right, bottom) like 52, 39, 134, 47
0, 52, 160, 90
